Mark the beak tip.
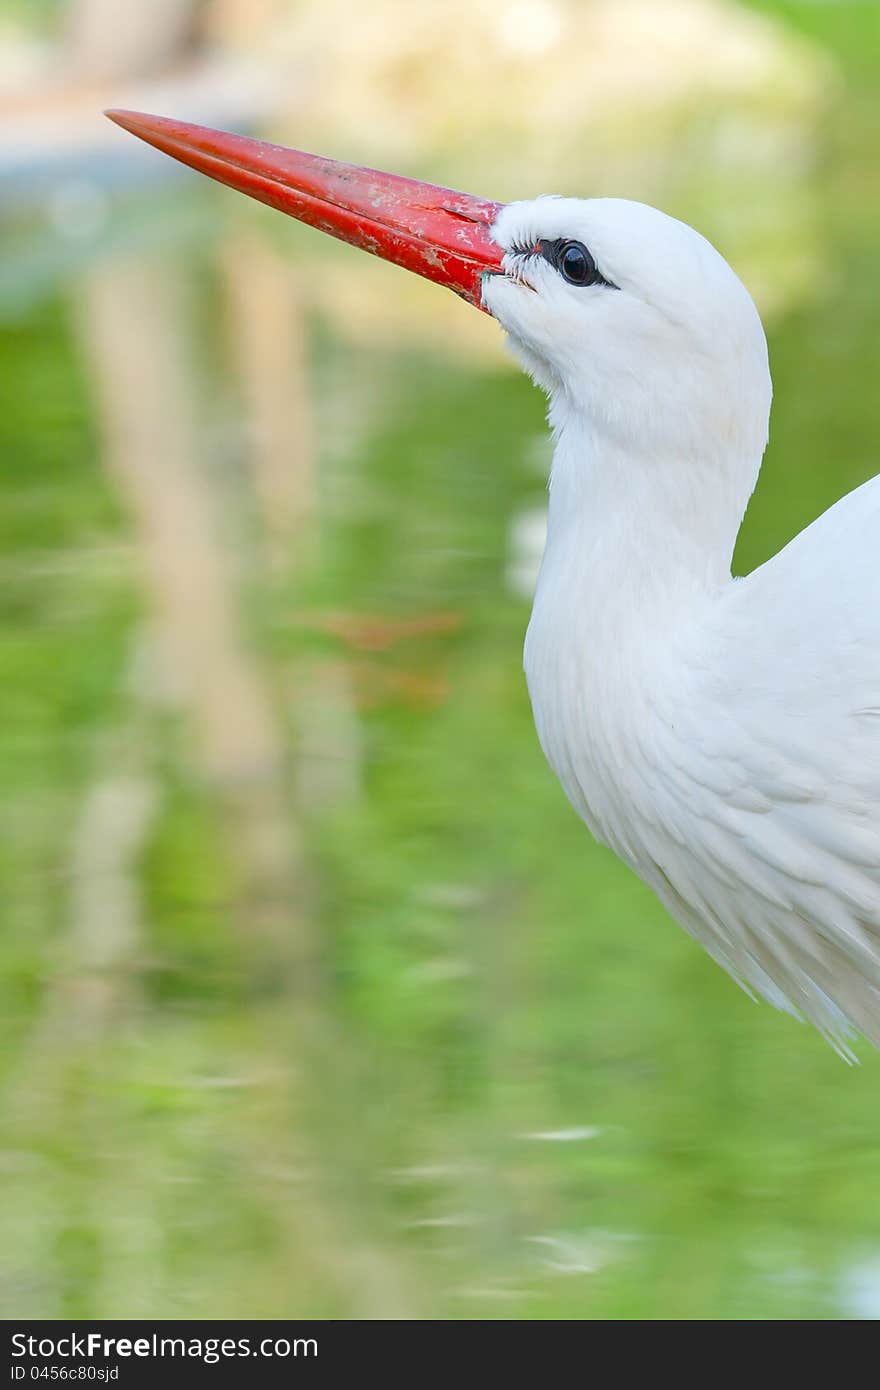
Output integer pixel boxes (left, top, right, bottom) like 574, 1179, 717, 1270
104, 108, 159, 138
104, 108, 135, 134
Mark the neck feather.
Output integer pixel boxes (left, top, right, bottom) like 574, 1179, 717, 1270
542, 408, 761, 617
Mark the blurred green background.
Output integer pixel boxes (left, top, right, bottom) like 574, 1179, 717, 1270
2, 0, 880, 1320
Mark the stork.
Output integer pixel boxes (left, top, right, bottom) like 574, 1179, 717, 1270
107, 109, 880, 1055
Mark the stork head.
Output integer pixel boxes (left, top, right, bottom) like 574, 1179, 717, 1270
485, 196, 771, 466
105, 112, 771, 474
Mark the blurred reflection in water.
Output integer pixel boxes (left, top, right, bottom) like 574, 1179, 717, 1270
2, 0, 880, 1321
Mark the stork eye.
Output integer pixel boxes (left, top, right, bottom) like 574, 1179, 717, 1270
537, 238, 612, 288
559, 240, 596, 285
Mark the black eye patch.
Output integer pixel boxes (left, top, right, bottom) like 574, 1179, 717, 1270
537, 239, 617, 289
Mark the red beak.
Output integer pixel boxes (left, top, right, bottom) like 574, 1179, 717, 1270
104, 110, 506, 310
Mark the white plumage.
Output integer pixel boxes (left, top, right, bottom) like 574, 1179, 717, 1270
105, 108, 880, 1053
483, 196, 880, 1054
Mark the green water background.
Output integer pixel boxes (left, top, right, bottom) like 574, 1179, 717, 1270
2, 0, 880, 1319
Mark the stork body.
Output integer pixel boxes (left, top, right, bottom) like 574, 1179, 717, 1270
107, 111, 880, 1052
524, 352, 880, 1053
484, 196, 880, 1052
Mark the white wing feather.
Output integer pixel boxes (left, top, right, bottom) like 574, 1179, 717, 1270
643, 476, 880, 1052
